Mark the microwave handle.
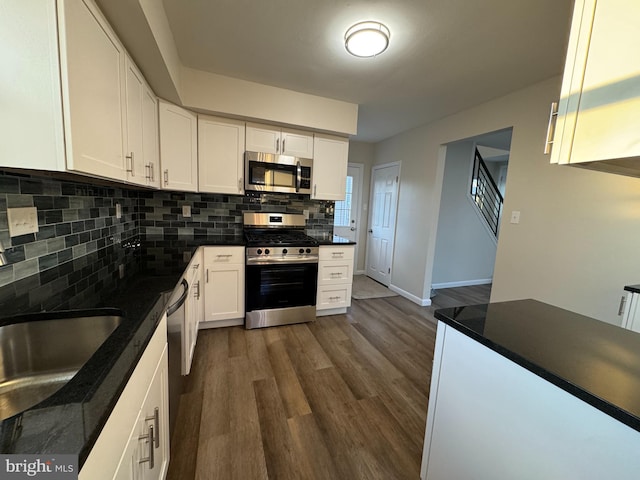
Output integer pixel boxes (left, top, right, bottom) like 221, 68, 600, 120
296, 161, 302, 193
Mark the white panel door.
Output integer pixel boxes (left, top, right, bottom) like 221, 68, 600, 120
124, 57, 145, 185
281, 129, 314, 158
158, 101, 198, 192
245, 123, 280, 153
198, 115, 245, 194
60, 0, 125, 180
366, 163, 400, 286
142, 88, 160, 187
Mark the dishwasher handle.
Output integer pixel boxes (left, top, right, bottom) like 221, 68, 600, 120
167, 279, 189, 316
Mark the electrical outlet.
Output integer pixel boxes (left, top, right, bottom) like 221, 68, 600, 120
182, 205, 191, 218
303, 209, 309, 220
7, 207, 39, 237
510, 210, 521, 224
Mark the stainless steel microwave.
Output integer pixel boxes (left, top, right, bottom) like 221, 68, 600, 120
245, 151, 312, 195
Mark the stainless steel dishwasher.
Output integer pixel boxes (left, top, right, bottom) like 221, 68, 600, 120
166, 279, 188, 437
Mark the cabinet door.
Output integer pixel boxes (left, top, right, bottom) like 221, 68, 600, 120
139, 348, 169, 480
124, 56, 146, 186
551, 0, 640, 169
312, 134, 349, 200
246, 123, 280, 153
282, 129, 314, 158
142, 88, 160, 188
198, 115, 245, 194
59, 0, 125, 181
204, 265, 245, 322
159, 101, 198, 192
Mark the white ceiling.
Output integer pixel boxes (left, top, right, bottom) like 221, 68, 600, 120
156, 0, 573, 142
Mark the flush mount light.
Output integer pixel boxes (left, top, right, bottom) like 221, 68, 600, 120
344, 21, 390, 58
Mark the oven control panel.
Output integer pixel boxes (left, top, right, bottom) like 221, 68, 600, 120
246, 246, 319, 262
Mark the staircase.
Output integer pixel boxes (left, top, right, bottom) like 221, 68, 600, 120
470, 148, 503, 237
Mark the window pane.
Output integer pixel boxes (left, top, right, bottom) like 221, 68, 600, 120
334, 176, 353, 227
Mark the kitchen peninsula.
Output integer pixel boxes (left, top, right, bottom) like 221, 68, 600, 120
421, 300, 640, 480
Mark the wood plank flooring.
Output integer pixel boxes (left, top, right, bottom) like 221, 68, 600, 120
167, 284, 491, 480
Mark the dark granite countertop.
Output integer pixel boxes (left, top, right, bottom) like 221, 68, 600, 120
624, 284, 640, 294
0, 234, 247, 467
309, 233, 356, 245
434, 299, 640, 432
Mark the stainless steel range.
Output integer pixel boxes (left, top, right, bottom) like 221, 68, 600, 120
244, 212, 319, 329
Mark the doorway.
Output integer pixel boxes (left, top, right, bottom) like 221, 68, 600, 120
365, 162, 400, 286
333, 164, 364, 265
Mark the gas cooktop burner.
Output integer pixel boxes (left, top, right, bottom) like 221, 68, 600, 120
244, 230, 319, 247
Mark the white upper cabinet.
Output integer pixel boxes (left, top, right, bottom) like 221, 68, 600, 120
246, 123, 314, 158
1, 0, 161, 185
549, 0, 640, 177
142, 87, 160, 188
59, 0, 126, 181
198, 115, 245, 194
158, 101, 198, 192
312, 134, 349, 200
124, 56, 159, 187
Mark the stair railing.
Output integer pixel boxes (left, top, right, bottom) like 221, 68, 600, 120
470, 148, 503, 237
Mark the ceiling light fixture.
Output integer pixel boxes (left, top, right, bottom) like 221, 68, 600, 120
345, 21, 390, 58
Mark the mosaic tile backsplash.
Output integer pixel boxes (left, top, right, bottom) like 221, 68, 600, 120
0, 170, 334, 294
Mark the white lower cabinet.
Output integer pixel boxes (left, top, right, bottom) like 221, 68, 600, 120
316, 245, 354, 316
80, 315, 169, 480
620, 288, 640, 333
184, 252, 203, 374
201, 247, 245, 328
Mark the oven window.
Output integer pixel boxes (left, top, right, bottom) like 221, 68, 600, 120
246, 263, 318, 311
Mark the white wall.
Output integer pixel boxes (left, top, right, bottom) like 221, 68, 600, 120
374, 76, 640, 323
432, 140, 497, 288
347, 142, 375, 273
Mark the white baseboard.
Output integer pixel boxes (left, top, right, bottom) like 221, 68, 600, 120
354, 269, 366, 275
431, 278, 493, 290
389, 284, 432, 306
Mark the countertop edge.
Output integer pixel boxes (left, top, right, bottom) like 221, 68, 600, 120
434, 310, 640, 433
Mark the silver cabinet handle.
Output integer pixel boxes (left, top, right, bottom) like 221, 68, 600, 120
126, 152, 134, 174
150, 162, 155, 182
544, 101, 559, 155
216, 254, 233, 258
194, 280, 200, 299
145, 164, 151, 180
276, 138, 280, 153
206, 269, 209, 283
164, 169, 169, 186
139, 424, 155, 469
332, 252, 344, 257
144, 407, 160, 448
238, 177, 243, 192
282, 139, 286, 153
313, 184, 317, 197
619, 295, 627, 316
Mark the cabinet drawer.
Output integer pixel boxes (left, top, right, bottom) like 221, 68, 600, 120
204, 246, 244, 264
318, 262, 352, 285
317, 284, 352, 310
319, 246, 354, 261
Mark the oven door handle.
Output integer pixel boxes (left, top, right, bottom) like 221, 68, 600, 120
296, 161, 302, 193
246, 256, 319, 265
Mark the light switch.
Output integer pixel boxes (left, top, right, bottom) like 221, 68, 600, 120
7, 207, 39, 237
510, 210, 521, 224
115, 203, 122, 219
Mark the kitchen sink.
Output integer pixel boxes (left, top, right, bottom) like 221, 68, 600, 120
0, 310, 124, 421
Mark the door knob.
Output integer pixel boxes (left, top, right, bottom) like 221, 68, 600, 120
350, 227, 356, 231
368, 229, 373, 233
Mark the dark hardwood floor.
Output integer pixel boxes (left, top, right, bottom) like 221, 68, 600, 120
167, 284, 491, 480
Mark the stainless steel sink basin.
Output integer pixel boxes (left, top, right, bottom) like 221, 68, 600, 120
0, 311, 124, 421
